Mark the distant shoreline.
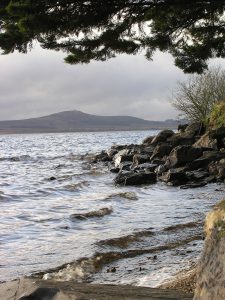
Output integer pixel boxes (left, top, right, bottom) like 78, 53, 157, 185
0, 109, 184, 135
0, 127, 176, 135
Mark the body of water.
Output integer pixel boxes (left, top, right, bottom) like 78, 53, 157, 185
0, 131, 224, 286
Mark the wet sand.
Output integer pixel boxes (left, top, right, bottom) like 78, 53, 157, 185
0, 277, 193, 300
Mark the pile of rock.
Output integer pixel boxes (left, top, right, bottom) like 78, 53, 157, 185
93, 123, 225, 188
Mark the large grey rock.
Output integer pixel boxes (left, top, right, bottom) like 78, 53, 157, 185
155, 164, 168, 176
189, 150, 225, 170
166, 146, 203, 168
134, 163, 158, 172
93, 150, 111, 162
133, 154, 150, 165
208, 159, 225, 179
194, 132, 217, 149
186, 170, 209, 181
107, 148, 119, 159
113, 149, 133, 167
151, 130, 174, 145
142, 135, 154, 144
188, 157, 213, 170
114, 171, 156, 186
159, 167, 188, 185
150, 143, 172, 160
209, 126, 225, 149
141, 145, 155, 155
209, 125, 225, 139
178, 124, 188, 132
184, 122, 205, 137
167, 134, 195, 147
119, 161, 133, 171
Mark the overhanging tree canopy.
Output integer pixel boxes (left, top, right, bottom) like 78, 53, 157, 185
1, 1, 225, 73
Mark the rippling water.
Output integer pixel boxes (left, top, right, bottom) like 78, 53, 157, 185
0, 131, 224, 285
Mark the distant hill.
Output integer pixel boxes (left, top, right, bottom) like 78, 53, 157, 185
0, 110, 183, 134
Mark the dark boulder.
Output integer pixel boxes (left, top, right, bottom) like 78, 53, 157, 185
134, 163, 158, 172
155, 164, 168, 176
159, 167, 188, 185
151, 130, 174, 145
186, 170, 209, 181
217, 159, 225, 179
188, 157, 213, 170
119, 162, 133, 171
184, 122, 205, 137
189, 150, 225, 170
209, 126, 225, 149
167, 133, 195, 147
133, 154, 150, 166
194, 132, 217, 149
141, 145, 155, 155
110, 167, 120, 173
210, 126, 225, 139
114, 171, 156, 186
208, 162, 218, 176
150, 143, 172, 160
93, 150, 111, 162
142, 136, 154, 145
208, 159, 225, 180
202, 150, 225, 160
178, 124, 188, 132
113, 149, 133, 167
151, 158, 165, 165
166, 145, 203, 168
106, 148, 119, 159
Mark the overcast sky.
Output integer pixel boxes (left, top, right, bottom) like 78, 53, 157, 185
0, 46, 223, 121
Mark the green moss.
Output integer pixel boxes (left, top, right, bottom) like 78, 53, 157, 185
215, 219, 225, 239
209, 102, 225, 128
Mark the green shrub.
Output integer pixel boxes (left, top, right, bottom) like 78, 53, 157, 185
209, 102, 225, 129
172, 67, 225, 122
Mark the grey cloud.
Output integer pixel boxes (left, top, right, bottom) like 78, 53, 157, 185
0, 46, 224, 121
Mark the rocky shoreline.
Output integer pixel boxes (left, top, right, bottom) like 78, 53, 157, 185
2, 124, 225, 299
93, 123, 225, 188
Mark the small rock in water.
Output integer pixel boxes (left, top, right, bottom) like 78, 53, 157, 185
110, 167, 120, 173
107, 267, 117, 273
60, 226, 70, 230
70, 207, 112, 221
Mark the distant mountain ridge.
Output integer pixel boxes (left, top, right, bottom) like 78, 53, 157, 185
0, 110, 182, 134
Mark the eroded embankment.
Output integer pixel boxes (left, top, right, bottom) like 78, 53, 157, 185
194, 199, 225, 299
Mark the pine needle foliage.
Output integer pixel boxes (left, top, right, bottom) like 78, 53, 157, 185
1, 1, 225, 72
